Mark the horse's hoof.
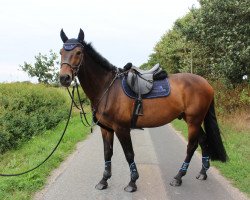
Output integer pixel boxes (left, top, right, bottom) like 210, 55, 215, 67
124, 182, 137, 192
196, 173, 207, 180
95, 180, 108, 190
170, 178, 182, 186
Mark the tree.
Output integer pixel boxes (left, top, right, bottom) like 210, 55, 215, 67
143, 0, 250, 85
188, 0, 250, 84
142, 13, 210, 75
141, 27, 189, 73
20, 50, 59, 84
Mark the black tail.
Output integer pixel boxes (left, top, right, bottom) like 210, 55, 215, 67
204, 100, 228, 162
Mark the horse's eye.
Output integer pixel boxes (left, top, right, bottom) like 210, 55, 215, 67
76, 51, 82, 56
59, 49, 62, 55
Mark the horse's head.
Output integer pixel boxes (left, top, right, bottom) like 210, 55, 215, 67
59, 29, 85, 87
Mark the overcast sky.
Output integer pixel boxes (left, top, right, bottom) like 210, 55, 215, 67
0, 0, 199, 82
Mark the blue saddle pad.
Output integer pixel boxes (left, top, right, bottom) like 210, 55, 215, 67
121, 77, 170, 99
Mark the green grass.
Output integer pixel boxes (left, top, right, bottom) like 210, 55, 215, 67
171, 119, 250, 197
171, 120, 188, 139
0, 112, 91, 200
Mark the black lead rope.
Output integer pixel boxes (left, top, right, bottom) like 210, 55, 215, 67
66, 79, 92, 127
0, 87, 76, 177
75, 82, 92, 127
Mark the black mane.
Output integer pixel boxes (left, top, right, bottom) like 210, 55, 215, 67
83, 41, 116, 71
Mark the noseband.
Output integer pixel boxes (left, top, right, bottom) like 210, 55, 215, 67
60, 42, 84, 76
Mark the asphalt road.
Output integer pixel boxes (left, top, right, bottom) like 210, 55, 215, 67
35, 125, 248, 200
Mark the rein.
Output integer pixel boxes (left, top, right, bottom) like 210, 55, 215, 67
66, 73, 119, 133
1, 34, 129, 176
94, 68, 120, 109
88, 69, 121, 132
66, 79, 92, 128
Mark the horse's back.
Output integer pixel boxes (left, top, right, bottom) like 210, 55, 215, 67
170, 73, 212, 89
169, 73, 214, 98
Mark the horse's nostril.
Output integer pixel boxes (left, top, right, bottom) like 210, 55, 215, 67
60, 74, 71, 86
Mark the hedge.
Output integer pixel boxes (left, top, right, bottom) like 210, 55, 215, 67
0, 83, 70, 153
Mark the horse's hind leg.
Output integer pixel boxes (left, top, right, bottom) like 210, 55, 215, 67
170, 123, 199, 186
196, 127, 210, 180
115, 128, 139, 192
95, 128, 114, 190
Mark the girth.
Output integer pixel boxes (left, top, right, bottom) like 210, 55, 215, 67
92, 110, 114, 132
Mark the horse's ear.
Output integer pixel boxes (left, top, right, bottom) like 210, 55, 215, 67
78, 29, 85, 43
60, 29, 68, 43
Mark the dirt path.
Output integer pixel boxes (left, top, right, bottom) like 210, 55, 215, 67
34, 125, 248, 200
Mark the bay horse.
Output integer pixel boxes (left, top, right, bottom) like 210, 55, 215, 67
59, 29, 227, 192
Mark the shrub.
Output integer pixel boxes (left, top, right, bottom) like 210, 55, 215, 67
0, 83, 70, 153
212, 81, 250, 114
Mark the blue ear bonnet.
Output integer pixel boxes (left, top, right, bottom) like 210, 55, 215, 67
63, 39, 84, 51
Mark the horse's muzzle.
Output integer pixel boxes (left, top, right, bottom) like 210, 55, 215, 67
60, 74, 72, 87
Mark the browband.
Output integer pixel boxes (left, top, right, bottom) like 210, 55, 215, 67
63, 43, 84, 51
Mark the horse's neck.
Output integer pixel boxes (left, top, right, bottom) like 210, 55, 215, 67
78, 56, 114, 106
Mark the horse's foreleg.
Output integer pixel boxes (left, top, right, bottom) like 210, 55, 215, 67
116, 128, 139, 192
196, 127, 210, 180
170, 124, 199, 186
95, 128, 114, 190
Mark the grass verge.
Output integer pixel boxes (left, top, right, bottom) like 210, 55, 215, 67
0, 112, 91, 200
171, 119, 250, 197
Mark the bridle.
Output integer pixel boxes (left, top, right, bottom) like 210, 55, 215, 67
60, 43, 85, 76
